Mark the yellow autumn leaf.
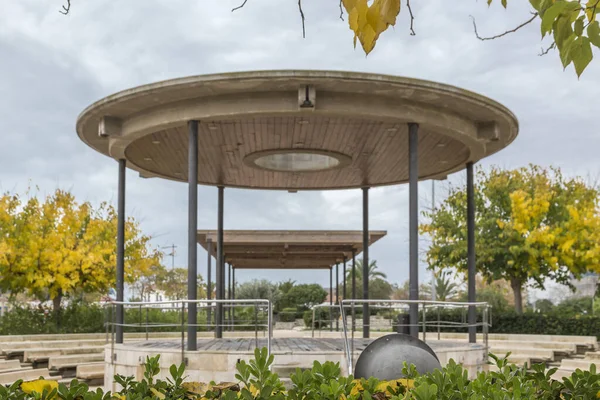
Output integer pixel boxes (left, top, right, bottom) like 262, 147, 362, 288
587, 0, 598, 22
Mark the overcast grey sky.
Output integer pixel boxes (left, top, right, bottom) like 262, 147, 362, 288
0, 1, 598, 291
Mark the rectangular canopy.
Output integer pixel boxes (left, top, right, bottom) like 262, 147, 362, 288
196, 230, 386, 270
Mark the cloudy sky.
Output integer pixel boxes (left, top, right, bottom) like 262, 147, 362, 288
0, 1, 598, 296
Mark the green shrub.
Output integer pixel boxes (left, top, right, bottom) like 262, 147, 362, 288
0, 302, 105, 335
278, 308, 299, 323
6, 348, 600, 399
303, 308, 341, 329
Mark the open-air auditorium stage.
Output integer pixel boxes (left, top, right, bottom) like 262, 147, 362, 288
104, 334, 486, 391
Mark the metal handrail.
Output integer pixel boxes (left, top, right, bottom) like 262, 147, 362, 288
104, 299, 272, 365
310, 303, 343, 338
339, 299, 491, 375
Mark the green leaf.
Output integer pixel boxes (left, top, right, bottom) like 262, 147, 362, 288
588, 20, 600, 47
571, 36, 593, 77
541, 1, 568, 37
554, 15, 574, 47
530, 0, 543, 12
574, 16, 585, 36
559, 33, 577, 67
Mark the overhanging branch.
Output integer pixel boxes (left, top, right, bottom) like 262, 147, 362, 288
470, 12, 538, 41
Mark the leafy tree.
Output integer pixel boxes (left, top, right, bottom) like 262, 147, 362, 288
555, 296, 593, 315
348, 277, 393, 300
235, 279, 281, 306
535, 298, 555, 313
155, 267, 205, 300
0, 188, 162, 312
279, 284, 327, 311
278, 280, 296, 295
131, 264, 167, 302
422, 165, 600, 314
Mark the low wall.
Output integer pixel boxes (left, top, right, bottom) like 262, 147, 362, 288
104, 339, 486, 391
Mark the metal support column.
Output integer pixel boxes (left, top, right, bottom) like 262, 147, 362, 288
329, 268, 333, 332
467, 162, 477, 343
343, 256, 347, 300
216, 186, 224, 339
228, 263, 232, 331
408, 123, 419, 338
116, 159, 126, 344
335, 262, 339, 331
207, 238, 212, 329
362, 187, 369, 338
232, 267, 236, 331
187, 120, 199, 350
352, 249, 356, 333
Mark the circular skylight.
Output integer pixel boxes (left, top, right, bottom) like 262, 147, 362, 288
246, 150, 350, 172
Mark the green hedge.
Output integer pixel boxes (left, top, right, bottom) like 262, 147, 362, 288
7, 348, 600, 400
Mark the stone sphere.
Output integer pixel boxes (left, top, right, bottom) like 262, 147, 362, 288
354, 334, 441, 380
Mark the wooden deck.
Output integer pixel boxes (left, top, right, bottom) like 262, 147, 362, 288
129, 337, 471, 353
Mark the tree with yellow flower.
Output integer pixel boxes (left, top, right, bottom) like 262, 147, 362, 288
0, 188, 162, 312
421, 165, 600, 314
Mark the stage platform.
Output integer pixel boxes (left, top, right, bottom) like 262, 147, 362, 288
104, 336, 486, 391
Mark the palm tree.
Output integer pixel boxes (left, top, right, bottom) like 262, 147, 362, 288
433, 270, 461, 301
345, 259, 387, 281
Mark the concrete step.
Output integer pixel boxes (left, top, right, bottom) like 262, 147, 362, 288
434, 333, 597, 349
0, 359, 21, 371
0, 332, 181, 343
24, 346, 104, 363
49, 354, 104, 371
0, 368, 58, 385
76, 363, 104, 382
560, 359, 599, 370
489, 346, 555, 361
585, 351, 600, 360
485, 340, 577, 354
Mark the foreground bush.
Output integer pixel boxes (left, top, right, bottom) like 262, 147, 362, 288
4, 348, 600, 399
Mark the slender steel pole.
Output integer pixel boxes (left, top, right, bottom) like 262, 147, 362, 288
329, 268, 333, 332
207, 238, 212, 330
335, 262, 340, 331
216, 186, 224, 338
116, 159, 126, 344
228, 263, 232, 331
431, 181, 437, 302
408, 123, 419, 338
343, 256, 347, 300
467, 162, 477, 343
352, 249, 356, 333
187, 120, 199, 351
232, 267, 236, 331
362, 187, 369, 338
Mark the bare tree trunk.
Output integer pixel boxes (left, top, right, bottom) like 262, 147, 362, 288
510, 278, 523, 314
52, 293, 63, 313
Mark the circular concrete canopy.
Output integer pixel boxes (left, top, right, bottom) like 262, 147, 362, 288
76, 70, 519, 190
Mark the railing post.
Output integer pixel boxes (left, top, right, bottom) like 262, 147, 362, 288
146, 307, 149, 341
421, 303, 427, 342
181, 301, 186, 363
254, 301, 258, 349
267, 300, 273, 357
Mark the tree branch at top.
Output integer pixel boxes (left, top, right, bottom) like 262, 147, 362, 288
231, 0, 248, 13
407, 0, 416, 36
470, 12, 538, 41
298, 0, 306, 38
59, 0, 71, 15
